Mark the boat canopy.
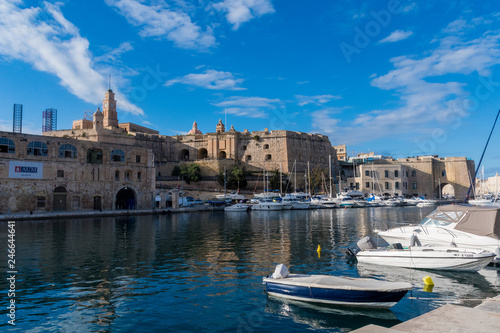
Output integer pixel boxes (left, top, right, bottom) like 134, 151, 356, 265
436, 205, 500, 239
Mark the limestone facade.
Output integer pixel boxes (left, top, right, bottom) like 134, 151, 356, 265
0, 130, 155, 213
342, 155, 475, 199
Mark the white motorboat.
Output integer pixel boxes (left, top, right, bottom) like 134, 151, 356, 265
282, 194, 310, 210
375, 205, 500, 262
336, 194, 355, 208
310, 195, 337, 209
251, 199, 284, 211
217, 191, 245, 201
263, 264, 412, 309
354, 236, 496, 271
224, 203, 249, 212
365, 194, 385, 207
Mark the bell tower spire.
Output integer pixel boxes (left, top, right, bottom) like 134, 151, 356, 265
103, 85, 118, 128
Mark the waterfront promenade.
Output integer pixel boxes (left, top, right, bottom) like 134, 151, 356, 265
353, 295, 500, 332
0, 206, 221, 222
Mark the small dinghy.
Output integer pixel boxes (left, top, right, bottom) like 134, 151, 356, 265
354, 236, 496, 271
263, 264, 412, 308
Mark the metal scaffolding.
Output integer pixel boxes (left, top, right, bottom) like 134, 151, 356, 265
13, 104, 22, 133
42, 108, 57, 132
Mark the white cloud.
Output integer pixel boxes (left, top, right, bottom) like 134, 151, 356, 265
313, 27, 500, 146
165, 69, 245, 90
296, 94, 342, 106
379, 30, 413, 43
213, 0, 275, 30
0, 1, 143, 116
213, 96, 282, 118
105, 0, 216, 50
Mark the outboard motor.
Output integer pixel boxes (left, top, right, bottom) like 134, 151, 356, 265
357, 236, 377, 251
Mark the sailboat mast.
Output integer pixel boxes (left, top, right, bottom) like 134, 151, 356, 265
280, 163, 282, 195
329, 155, 332, 198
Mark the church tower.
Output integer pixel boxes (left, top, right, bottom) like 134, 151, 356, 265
216, 119, 225, 133
103, 89, 118, 128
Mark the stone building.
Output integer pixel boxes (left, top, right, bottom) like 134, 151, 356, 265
0, 89, 339, 213
341, 155, 475, 199
0, 129, 155, 213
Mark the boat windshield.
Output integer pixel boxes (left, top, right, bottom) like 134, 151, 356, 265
419, 209, 467, 226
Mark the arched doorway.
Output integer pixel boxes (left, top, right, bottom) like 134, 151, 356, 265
53, 186, 67, 211
179, 149, 189, 160
198, 148, 208, 159
218, 151, 226, 159
441, 183, 455, 199
116, 187, 136, 210
93, 196, 102, 211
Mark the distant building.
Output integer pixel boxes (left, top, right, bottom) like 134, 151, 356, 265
333, 144, 347, 161
340, 155, 474, 199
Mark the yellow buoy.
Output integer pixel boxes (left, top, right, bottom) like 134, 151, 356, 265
422, 275, 434, 286
423, 284, 434, 293
317, 245, 321, 252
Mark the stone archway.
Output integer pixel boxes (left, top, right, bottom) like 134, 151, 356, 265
198, 148, 208, 159
441, 183, 455, 199
53, 186, 67, 211
218, 151, 226, 159
179, 149, 189, 160
116, 187, 136, 210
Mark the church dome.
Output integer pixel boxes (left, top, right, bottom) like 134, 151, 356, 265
188, 121, 202, 135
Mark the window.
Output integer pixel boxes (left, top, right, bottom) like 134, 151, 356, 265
441, 170, 446, 177
27, 141, 48, 156
87, 149, 103, 164
58, 144, 77, 158
57, 170, 64, 177
356, 183, 359, 190
137, 172, 142, 181
411, 170, 416, 177
37, 196, 46, 208
246, 155, 252, 161
125, 171, 131, 181
265, 154, 272, 160
115, 170, 120, 181
263, 144, 269, 149
0, 138, 15, 153
385, 182, 389, 189
111, 149, 125, 162
242, 145, 247, 150
395, 170, 399, 177
412, 182, 417, 190
365, 170, 369, 176
136, 155, 141, 163
406, 171, 408, 177
366, 182, 370, 188
395, 182, 400, 189
384, 170, 389, 178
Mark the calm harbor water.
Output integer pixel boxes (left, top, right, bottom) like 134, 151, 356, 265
1, 207, 499, 332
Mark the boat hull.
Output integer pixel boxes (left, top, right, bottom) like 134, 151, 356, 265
264, 275, 411, 309
356, 249, 495, 271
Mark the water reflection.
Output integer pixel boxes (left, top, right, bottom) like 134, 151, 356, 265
265, 297, 401, 331
0, 207, 498, 332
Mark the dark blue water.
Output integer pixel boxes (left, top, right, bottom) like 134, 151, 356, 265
1, 207, 499, 332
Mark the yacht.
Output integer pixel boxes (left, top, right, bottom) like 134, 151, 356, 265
375, 204, 500, 262
250, 198, 284, 211
282, 194, 310, 210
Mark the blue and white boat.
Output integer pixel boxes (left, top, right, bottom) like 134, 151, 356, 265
263, 265, 412, 308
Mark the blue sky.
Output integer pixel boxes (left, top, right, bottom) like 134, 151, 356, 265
1, 0, 500, 176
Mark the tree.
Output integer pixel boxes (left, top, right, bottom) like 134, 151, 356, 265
217, 164, 247, 189
171, 163, 201, 184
